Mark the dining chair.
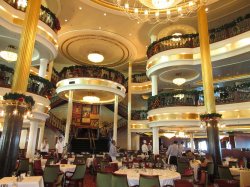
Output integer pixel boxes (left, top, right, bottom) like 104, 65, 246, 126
96, 172, 112, 187
73, 157, 85, 165
43, 165, 62, 187
218, 166, 239, 180
112, 173, 129, 187
177, 159, 190, 175
17, 158, 29, 174
206, 162, 214, 183
215, 179, 240, 187
194, 170, 208, 187
139, 174, 160, 187
64, 164, 86, 187
174, 179, 194, 187
60, 159, 68, 164
33, 159, 43, 176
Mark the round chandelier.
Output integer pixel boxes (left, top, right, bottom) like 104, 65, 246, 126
112, 0, 207, 23
88, 53, 104, 63
164, 132, 175, 139
0, 45, 17, 62
173, 77, 186, 86
82, 96, 100, 103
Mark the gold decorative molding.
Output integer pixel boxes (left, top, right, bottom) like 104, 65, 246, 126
148, 113, 199, 122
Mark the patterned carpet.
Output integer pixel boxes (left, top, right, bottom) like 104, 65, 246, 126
83, 169, 96, 187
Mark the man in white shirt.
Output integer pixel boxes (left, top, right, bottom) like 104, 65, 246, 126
166, 141, 179, 165
141, 140, 148, 155
178, 141, 184, 156
109, 140, 117, 161
147, 143, 153, 154
40, 138, 49, 156
55, 137, 64, 159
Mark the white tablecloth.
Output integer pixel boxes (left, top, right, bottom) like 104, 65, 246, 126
86, 158, 94, 167
224, 157, 238, 166
189, 160, 201, 181
115, 168, 181, 187
0, 176, 44, 187
230, 168, 250, 187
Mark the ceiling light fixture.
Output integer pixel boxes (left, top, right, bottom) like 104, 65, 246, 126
0, 45, 17, 62
171, 32, 182, 42
164, 132, 175, 139
82, 96, 100, 103
17, 0, 27, 8
88, 53, 104, 63
112, 0, 206, 24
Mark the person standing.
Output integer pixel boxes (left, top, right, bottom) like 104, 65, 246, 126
109, 140, 117, 161
55, 137, 64, 160
147, 143, 153, 154
141, 140, 148, 155
178, 141, 184, 156
166, 141, 179, 165
40, 138, 49, 156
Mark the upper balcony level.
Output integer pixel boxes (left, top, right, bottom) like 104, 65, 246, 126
0, 0, 60, 62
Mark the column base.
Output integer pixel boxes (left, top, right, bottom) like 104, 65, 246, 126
0, 105, 25, 178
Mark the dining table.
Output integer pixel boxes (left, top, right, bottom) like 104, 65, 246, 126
0, 176, 44, 187
230, 168, 250, 187
115, 168, 181, 187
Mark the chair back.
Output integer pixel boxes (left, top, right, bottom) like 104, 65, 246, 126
139, 174, 160, 187
215, 179, 240, 187
60, 159, 68, 164
207, 162, 214, 175
218, 166, 233, 180
112, 173, 129, 187
199, 171, 208, 187
43, 165, 60, 183
228, 161, 238, 168
33, 160, 42, 170
177, 160, 190, 174
100, 160, 110, 171
71, 164, 86, 180
17, 158, 29, 174
96, 172, 112, 187
174, 179, 194, 187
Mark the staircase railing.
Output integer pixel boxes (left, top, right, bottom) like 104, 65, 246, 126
46, 112, 66, 134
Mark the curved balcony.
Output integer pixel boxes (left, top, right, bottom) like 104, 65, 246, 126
148, 82, 250, 110
3, 0, 61, 32
147, 14, 250, 58
60, 65, 126, 86
0, 64, 54, 99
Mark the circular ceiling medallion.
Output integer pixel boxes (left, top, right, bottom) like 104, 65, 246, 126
159, 68, 199, 84
59, 30, 137, 68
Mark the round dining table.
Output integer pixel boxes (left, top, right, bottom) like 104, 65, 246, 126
115, 168, 181, 187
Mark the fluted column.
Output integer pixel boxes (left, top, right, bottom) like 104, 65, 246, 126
26, 119, 39, 158
37, 122, 45, 150
190, 133, 195, 152
0, 0, 42, 177
38, 58, 49, 78
151, 75, 158, 96
113, 95, 118, 142
198, 2, 222, 173
152, 127, 159, 154
127, 62, 132, 150
64, 90, 73, 146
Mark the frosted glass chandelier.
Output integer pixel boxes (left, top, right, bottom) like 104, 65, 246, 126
112, 0, 207, 24
82, 96, 100, 103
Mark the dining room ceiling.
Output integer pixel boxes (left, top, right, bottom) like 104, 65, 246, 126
51, 0, 250, 75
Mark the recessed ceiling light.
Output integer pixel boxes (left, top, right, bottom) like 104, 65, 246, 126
88, 53, 104, 63
137, 21, 140, 24
65, 19, 68, 22
205, 8, 208, 12
129, 33, 132, 36
98, 27, 102, 30
79, 7, 82, 10
104, 13, 107, 16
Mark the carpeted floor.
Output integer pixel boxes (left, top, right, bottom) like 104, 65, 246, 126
83, 169, 96, 187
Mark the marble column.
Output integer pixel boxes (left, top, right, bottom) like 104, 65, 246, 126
38, 58, 48, 78
64, 90, 73, 146
190, 133, 195, 152
0, 0, 42, 177
197, 2, 222, 173
127, 62, 132, 150
152, 127, 159, 154
113, 95, 118, 142
26, 119, 39, 158
151, 75, 158, 96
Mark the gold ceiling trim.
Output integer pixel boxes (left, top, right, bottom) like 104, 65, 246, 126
60, 35, 130, 67
0, 6, 57, 46
147, 54, 193, 70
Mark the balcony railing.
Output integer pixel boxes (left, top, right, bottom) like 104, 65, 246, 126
131, 110, 148, 120
0, 64, 54, 98
59, 65, 126, 86
132, 73, 150, 83
147, 13, 250, 58
3, 0, 61, 32
148, 82, 250, 110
